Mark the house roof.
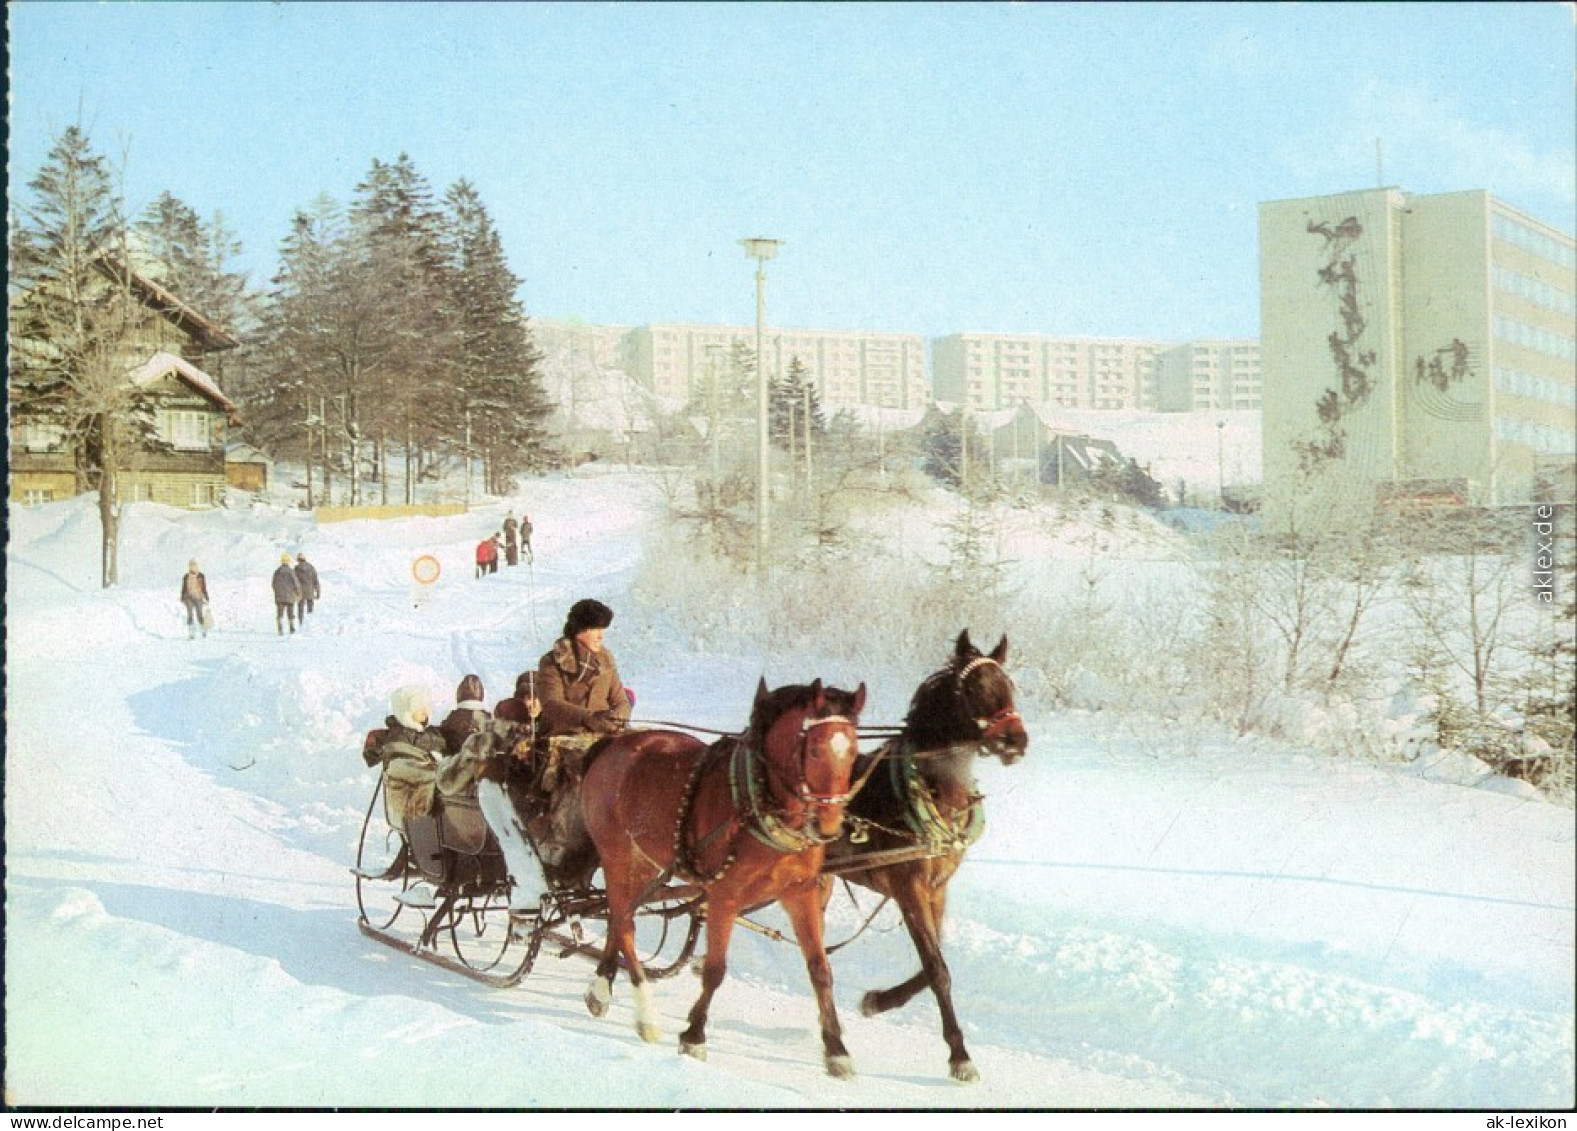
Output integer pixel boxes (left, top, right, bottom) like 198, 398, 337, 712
94, 256, 242, 351
127, 351, 240, 420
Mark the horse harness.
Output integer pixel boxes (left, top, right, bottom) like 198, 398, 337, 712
672, 711, 858, 883
838, 655, 1014, 860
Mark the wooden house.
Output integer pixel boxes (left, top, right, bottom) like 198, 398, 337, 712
8, 258, 242, 508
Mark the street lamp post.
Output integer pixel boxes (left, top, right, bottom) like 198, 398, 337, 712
1216, 419, 1226, 507
740, 237, 782, 573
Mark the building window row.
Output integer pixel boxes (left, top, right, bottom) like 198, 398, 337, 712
1497, 415, 1577, 455
1493, 213, 1577, 271
1494, 266, 1577, 317
1494, 365, 1577, 409
1494, 315, 1576, 362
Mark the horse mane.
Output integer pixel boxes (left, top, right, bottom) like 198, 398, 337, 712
746, 682, 819, 739
902, 662, 970, 748
746, 681, 862, 741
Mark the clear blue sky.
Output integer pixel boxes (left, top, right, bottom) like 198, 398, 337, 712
9, 2, 1575, 342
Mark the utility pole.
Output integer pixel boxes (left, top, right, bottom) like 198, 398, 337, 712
706, 344, 721, 484
803, 379, 814, 495
739, 238, 782, 575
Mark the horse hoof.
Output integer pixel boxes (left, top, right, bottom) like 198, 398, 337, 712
680, 1039, 707, 1062
585, 976, 611, 1018
636, 1021, 663, 1044
825, 1055, 856, 1080
859, 991, 883, 1018
950, 1059, 980, 1084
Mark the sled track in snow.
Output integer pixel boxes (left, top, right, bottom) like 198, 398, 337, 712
971, 858, 1575, 913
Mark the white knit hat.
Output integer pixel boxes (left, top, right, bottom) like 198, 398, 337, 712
390, 684, 432, 730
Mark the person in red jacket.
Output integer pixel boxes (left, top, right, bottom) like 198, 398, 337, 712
475, 535, 499, 579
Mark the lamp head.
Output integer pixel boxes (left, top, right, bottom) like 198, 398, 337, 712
739, 237, 782, 262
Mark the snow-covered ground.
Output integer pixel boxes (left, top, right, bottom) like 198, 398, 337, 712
4, 467, 1572, 1111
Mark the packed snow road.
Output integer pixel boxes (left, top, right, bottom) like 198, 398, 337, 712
4, 471, 1572, 1108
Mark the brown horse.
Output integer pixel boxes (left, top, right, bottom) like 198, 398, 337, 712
579, 678, 867, 1077
825, 630, 1028, 1083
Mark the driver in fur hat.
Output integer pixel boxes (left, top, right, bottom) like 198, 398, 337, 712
535, 598, 631, 738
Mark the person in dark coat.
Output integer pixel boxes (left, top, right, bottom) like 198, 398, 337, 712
293, 553, 320, 621
272, 554, 302, 635
503, 512, 520, 567
536, 598, 630, 738
179, 559, 211, 639
439, 674, 490, 756
520, 514, 534, 563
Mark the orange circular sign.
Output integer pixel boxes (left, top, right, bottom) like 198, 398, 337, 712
411, 554, 441, 584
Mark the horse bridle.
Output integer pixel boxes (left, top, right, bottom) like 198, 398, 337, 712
767, 710, 861, 814
955, 656, 1023, 746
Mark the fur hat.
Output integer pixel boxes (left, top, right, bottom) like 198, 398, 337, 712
455, 674, 486, 708
563, 598, 614, 640
189, 559, 199, 571
281, 553, 292, 565
390, 684, 432, 730
513, 671, 535, 698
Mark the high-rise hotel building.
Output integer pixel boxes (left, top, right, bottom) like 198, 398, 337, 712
1260, 188, 1575, 507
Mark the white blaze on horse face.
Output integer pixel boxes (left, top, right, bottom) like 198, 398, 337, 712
828, 728, 852, 758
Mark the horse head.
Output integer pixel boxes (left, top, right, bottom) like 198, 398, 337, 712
905, 630, 1028, 765
754, 677, 866, 840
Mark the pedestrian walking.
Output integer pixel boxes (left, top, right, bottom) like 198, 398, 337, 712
179, 559, 212, 639
272, 553, 302, 635
293, 553, 320, 621
503, 512, 520, 567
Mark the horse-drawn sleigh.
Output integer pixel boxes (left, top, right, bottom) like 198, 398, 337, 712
353, 631, 1028, 1082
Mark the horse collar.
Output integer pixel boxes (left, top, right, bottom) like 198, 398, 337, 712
891, 740, 985, 851
730, 738, 827, 854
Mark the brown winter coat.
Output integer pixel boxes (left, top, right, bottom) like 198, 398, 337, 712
535, 637, 631, 738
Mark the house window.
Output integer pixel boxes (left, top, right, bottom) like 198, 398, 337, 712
20, 421, 65, 452
22, 488, 54, 506
191, 481, 222, 507
124, 482, 153, 503
160, 409, 214, 450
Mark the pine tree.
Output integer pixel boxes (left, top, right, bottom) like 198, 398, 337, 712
250, 194, 403, 504
769, 355, 826, 450
441, 179, 554, 492
134, 195, 261, 384
352, 154, 458, 502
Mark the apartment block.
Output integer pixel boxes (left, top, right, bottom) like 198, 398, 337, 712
931, 332, 1254, 412
620, 322, 929, 409
532, 318, 632, 371
1153, 340, 1263, 411
1260, 187, 1575, 507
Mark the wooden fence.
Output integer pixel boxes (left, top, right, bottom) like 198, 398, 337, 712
315, 503, 468, 524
